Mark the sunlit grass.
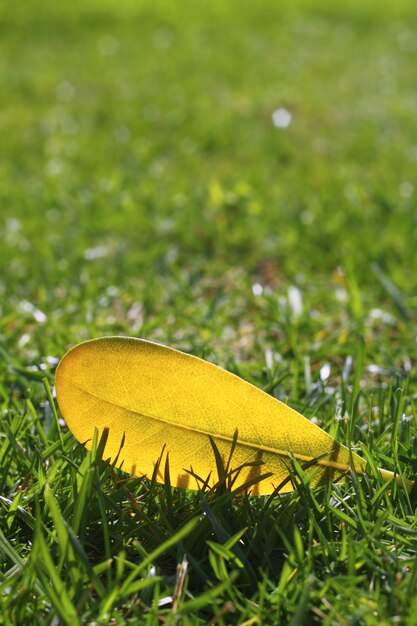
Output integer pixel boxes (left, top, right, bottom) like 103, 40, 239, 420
1, 0, 417, 623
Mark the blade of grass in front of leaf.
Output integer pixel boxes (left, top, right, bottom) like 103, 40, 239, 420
55, 337, 388, 495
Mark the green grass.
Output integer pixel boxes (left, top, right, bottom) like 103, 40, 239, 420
1, 0, 417, 623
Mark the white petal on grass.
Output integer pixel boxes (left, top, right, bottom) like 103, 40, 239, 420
342, 355, 353, 381
272, 107, 292, 129
18, 333, 31, 348
368, 308, 395, 324
265, 348, 273, 371
128, 302, 144, 332
252, 282, 263, 297
19, 300, 47, 323
84, 246, 108, 260
288, 285, 302, 320
367, 364, 390, 376
335, 286, 348, 303
320, 362, 331, 382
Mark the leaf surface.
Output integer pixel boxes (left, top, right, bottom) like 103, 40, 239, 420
55, 337, 372, 495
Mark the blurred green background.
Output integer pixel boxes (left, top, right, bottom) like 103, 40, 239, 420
1, 0, 417, 377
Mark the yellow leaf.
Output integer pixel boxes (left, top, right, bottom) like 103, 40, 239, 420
55, 337, 412, 495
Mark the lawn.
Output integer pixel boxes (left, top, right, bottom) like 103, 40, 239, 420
1, 0, 417, 623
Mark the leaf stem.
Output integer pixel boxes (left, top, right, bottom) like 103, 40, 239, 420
377, 467, 414, 494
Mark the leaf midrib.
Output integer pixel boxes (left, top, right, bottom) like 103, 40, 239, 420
67, 378, 355, 472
